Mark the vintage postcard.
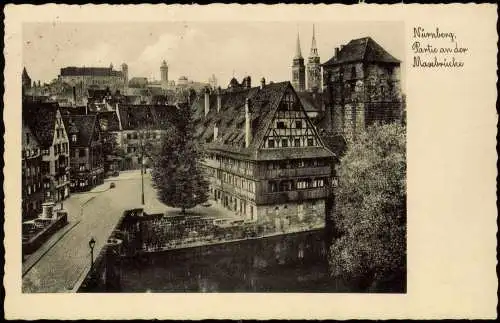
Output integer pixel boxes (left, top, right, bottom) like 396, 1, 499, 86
3, 3, 498, 320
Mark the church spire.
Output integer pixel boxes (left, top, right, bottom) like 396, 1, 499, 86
294, 32, 303, 59
310, 24, 319, 57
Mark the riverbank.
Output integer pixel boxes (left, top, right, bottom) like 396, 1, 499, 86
137, 224, 325, 255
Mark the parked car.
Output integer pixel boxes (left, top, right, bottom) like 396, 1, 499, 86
112, 170, 119, 177
202, 202, 211, 207
110, 182, 116, 189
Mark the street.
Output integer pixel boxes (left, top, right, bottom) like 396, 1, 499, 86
22, 170, 160, 293
22, 169, 240, 293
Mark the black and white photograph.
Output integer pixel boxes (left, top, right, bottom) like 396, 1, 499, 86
20, 20, 406, 294
5, 3, 497, 320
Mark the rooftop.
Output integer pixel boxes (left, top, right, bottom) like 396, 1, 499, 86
61, 114, 99, 147
191, 81, 335, 161
322, 37, 400, 66
23, 101, 60, 148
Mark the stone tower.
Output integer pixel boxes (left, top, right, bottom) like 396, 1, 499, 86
291, 32, 306, 92
121, 63, 128, 89
307, 25, 321, 92
160, 60, 168, 89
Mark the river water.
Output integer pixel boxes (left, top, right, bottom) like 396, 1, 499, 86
118, 229, 355, 292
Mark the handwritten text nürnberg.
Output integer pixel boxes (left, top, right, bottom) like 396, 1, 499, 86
412, 27, 468, 68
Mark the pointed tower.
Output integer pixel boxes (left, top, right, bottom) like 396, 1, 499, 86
292, 32, 306, 92
307, 24, 321, 92
22, 67, 32, 94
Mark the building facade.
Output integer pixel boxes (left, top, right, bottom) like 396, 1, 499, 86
58, 65, 127, 93
192, 80, 335, 231
321, 37, 403, 137
24, 101, 71, 203
306, 25, 321, 92
291, 33, 306, 92
22, 120, 44, 220
63, 115, 105, 191
116, 104, 178, 169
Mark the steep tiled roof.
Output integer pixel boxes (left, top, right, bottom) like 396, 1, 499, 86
117, 104, 179, 130
62, 115, 99, 147
23, 101, 59, 148
192, 81, 335, 161
296, 91, 324, 112
322, 37, 400, 66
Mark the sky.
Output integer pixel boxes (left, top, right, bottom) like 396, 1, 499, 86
23, 21, 405, 89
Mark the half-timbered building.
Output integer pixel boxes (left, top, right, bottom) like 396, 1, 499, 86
192, 79, 335, 231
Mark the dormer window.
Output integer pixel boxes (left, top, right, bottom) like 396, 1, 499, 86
71, 134, 77, 143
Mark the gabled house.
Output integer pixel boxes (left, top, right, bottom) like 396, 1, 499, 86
62, 115, 105, 191
23, 102, 71, 203
22, 119, 44, 220
192, 80, 336, 231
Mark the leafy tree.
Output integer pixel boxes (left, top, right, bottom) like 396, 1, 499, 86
102, 132, 121, 157
151, 104, 209, 214
329, 123, 406, 291
102, 132, 124, 172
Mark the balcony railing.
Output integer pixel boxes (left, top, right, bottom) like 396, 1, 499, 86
259, 166, 331, 179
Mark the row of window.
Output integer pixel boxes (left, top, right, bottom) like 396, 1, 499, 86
25, 182, 41, 196
126, 132, 160, 140
266, 158, 328, 170
55, 128, 66, 139
24, 166, 41, 177
54, 143, 69, 155
268, 178, 326, 192
208, 155, 255, 177
267, 137, 316, 148
23, 148, 39, 158
220, 171, 256, 193
276, 120, 306, 129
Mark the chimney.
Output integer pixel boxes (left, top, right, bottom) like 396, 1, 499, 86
216, 87, 222, 112
245, 98, 252, 148
245, 76, 251, 89
335, 47, 339, 57
260, 77, 266, 89
204, 88, 210, 116
214, 122, 219, 141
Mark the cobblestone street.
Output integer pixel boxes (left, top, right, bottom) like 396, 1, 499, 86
22, 170, 158, 293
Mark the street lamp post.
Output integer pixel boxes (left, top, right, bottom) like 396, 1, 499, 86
89, 237, 96, 270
